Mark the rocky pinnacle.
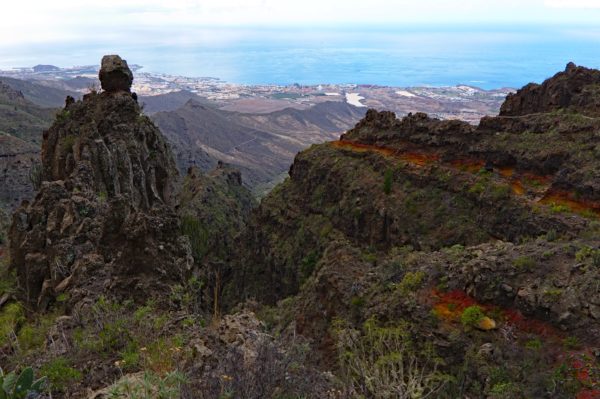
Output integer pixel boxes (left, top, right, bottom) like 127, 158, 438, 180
99, 54, 133, 93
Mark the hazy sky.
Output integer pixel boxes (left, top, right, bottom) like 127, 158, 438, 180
2, 0, 600, 47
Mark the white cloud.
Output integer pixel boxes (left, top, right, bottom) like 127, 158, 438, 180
1, 0, 599, 48
545, 0, 600, 8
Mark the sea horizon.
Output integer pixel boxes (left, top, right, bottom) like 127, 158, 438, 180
1, 24, 599, 90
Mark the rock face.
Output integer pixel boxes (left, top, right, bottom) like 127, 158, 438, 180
500, 62, 600, 116
9, 56, 192, 310
229, 65, 600, 396
99, 55, 134, 93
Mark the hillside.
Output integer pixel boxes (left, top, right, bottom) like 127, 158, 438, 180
2, 60, 600, 399
228, 63, 600, 398
0, 80, 57, 212
152, 100, 366, 194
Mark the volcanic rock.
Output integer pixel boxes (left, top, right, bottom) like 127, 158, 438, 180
99, 55, 133, 93
9, 57, 192, 310
500, 62, 600, 116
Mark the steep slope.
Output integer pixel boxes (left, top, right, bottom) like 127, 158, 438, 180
139, 90, 213, 114
179, 162, 256, 262
229, 63, 600, 398
0, 80, 58, 213
0, 76, 77, 108
152, 100, 366, 193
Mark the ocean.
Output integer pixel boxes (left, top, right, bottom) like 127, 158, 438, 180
1, 25, 600, 89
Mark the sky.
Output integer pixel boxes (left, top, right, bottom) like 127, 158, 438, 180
2, 0, 600, 48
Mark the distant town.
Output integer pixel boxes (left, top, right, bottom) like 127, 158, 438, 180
0, 63, 513, 123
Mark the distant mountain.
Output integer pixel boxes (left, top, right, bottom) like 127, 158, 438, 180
139, 90, 213, 114
152, 100, 366, 194
0, 81, 56, 210
0, 76, 76, 108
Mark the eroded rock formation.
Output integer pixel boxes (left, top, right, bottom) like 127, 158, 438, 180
9, 56, 192, 310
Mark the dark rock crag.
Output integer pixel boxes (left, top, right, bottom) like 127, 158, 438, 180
500, 62, 600, 116
9, 56, 192, 310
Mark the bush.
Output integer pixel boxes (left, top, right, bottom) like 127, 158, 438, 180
512, 256, 536, 271
300, 252, 319, 282
335, 318, 450, 398
106, 371, 185, 399
180, 215, 209, 262
0, 303, 24, 346
396, 271, 426, 295
461, 306, 485, 328
40, 357, 82, 392
575, 245, 600, 267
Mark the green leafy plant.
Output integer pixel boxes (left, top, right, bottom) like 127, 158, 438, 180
461, 305, 485, 328
0, 366, 47, 399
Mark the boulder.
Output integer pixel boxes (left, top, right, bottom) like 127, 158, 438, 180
99, 55, 133, 93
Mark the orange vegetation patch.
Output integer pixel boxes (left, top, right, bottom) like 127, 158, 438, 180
449, 159, 485, 173
498, 167, 515, 178
431, 289, 480, 322
332, 140, 600, 217
523, 172, 552, 186
540, 190, 600, 217
511, 180, 526, 195
503, 309, 561, 338
331, 140, 439, 166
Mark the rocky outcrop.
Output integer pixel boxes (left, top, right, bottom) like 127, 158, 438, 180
500, 62, 600, 116
9, 56, 192, 310
228, 65, 600, 397
99, 55, 134, 93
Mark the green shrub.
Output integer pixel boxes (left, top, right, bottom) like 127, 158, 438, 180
525, 338, 543, 350
512, 256, 536, 271
461, 306, 485, 328
55, 109, 70, 123
60, 135, 76, 155
335, 318, 450, 398
396, 271, 426, 295
575, 245, 600, 267
562, 336, 580, 349
105, 371, 185, 399
300, 252, 319, 282
180, 215, 209, 262
383, 169, 393, 195
0, 303, 24, 346
40, 358, 81, 392
41, 360, 79, 393
550, 203, 570, 213
546, 229, 558, 242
